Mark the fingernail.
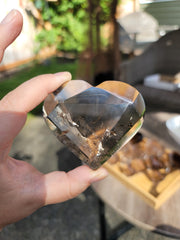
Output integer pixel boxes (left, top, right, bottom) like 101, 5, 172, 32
1, 9, 17, 24
54, 71, 72, 82
90, 168, 108, 183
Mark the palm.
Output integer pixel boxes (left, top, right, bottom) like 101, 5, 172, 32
0, 157, 44, 226
0, 10, 107, 229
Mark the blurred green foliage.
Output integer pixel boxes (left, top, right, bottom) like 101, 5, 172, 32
34, 0, 88, 53
33, 0, 120, 53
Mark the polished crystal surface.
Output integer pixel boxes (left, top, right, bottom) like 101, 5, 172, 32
43, 80, 145, 169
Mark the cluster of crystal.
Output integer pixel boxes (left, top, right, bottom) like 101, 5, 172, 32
43, 80, 145, 169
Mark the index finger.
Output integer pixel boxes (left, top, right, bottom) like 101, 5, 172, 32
0, 10, 23, 62
0, 72, 71, 149
0, 72, 72, 113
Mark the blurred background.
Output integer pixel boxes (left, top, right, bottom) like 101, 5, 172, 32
1, 0, 180, 105
1, 0, 180, 114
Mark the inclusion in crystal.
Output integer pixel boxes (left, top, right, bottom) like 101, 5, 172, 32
43, 80, 145, 169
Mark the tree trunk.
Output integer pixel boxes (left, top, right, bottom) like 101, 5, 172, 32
110, 0, 121, 80
86, 0, 94, 83
88, 0, 93, 57
95, 6, 101, 55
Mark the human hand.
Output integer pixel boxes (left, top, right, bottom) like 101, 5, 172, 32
0, 10, 108, 229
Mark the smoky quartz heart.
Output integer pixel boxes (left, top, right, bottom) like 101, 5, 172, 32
43, 80, 145, 169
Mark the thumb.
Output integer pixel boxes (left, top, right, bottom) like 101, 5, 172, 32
44, 166, 108, 205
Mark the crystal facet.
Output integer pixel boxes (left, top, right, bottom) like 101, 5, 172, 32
43, 80, 145, 169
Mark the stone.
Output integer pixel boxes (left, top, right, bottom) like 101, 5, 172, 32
43, 80, 145, 169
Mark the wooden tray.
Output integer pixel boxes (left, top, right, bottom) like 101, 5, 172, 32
104, 130, 180, 209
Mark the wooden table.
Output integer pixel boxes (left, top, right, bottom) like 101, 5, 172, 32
92, 112, 180, 238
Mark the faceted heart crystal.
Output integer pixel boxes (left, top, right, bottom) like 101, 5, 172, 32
43, 80, 145, 169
